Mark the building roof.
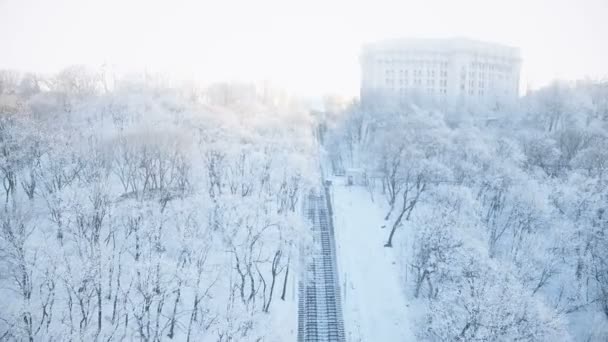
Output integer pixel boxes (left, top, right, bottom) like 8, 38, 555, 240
362, 37, 521, 60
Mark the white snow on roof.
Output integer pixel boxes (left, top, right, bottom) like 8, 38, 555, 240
362, 37, 520, 59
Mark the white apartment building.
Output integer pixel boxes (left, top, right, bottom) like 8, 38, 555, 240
360, 38, 522, 108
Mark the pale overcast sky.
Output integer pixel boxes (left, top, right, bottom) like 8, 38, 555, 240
1, 0, 607, 96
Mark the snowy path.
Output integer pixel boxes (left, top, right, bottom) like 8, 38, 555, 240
331, 181, 415, 341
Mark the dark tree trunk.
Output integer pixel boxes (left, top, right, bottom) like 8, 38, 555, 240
385, 176, 425, 248
281, 259, 290, 301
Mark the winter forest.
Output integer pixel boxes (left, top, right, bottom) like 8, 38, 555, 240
0, 68, 317, 341
2, 1, 608, 339
324, 80, 608, 341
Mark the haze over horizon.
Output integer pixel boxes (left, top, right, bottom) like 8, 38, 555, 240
1, 0, 607, 97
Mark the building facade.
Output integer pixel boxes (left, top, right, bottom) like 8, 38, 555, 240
360, 38, 521, 108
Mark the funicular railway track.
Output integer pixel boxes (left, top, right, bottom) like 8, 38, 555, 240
298, 187, 345, 342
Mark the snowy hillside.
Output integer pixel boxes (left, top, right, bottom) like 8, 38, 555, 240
1, 67, 608, 342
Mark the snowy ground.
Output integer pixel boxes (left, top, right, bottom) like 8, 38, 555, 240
266, 215, 300, 342
330, 178, 415, 341
268, 288, 298, 342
